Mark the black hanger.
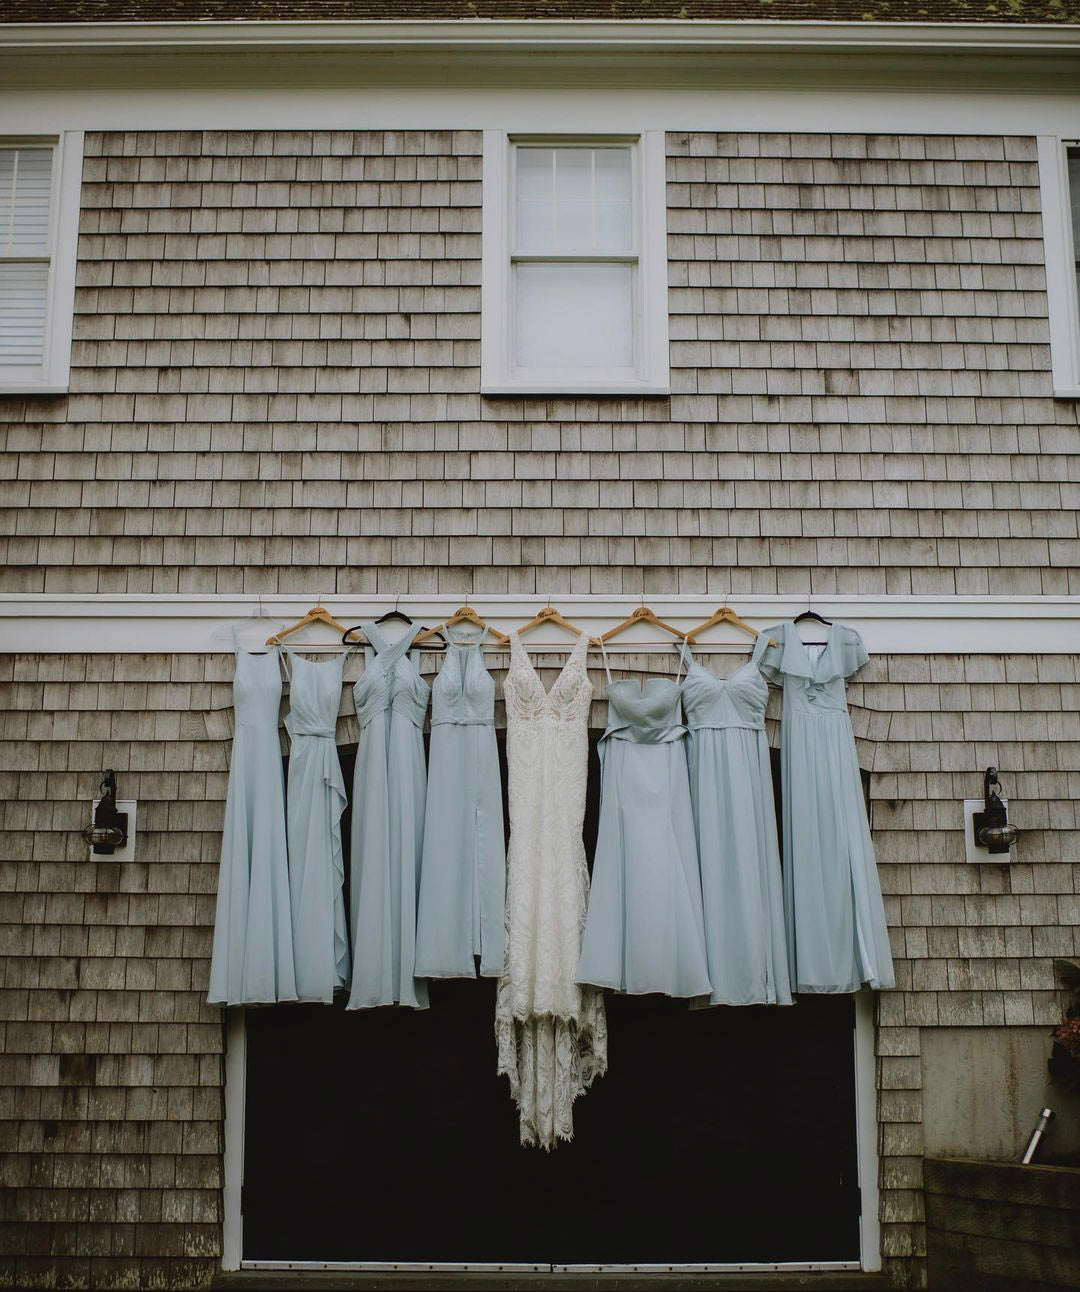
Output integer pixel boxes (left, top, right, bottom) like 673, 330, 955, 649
341, 618, 446, 649
376, 607, 414, 625
793, 607, 832, 646
793, 609, 831, 626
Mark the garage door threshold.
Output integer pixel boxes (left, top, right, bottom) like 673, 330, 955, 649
213, 1272, 890, 1292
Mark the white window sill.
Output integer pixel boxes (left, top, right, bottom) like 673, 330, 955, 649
0, 384, 69, 397
1054, 388, 1080, 400
482, 383, 671, 398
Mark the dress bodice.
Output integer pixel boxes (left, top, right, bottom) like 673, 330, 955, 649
504, 630, 592, 726
679, 654, 768, 732
604, 678, 686, 744
284, 650, 346, 739
233, 648, 283, 730
430, 623, 495, 726
758, 621, 869, 717
352, 621, 430, 730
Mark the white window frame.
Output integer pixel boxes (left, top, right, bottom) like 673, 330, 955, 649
481, 130, 669, 397
1037, 135, 1080, 400
0, 130, 83, 397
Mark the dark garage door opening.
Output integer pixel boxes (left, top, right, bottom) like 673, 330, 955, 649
240, 738, 863, 1267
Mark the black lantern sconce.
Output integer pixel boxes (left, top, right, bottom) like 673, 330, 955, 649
972, 766, 1020, 855
81, 770, 129, 855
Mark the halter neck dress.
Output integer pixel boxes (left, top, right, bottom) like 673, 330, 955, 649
414, 623, 507, 979
576, 646, 711, 998
208, 645, 297, 1006
679, 637, 792, 1007
759, 621, 895, 994
346, 622, 430, 1011
283, 648, 351, 1003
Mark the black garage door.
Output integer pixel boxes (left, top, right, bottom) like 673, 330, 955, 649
240, 740, 862, 1267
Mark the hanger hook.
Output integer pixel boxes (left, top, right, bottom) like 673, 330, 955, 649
394, 593, 400, 613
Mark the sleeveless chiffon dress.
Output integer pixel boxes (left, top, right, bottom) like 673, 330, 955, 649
284, 648, 351, 1003
680, 638, 792, 1007
415, 624, 507, 979
495, 631, 607, 1148
759, 621, 895, 994
576, 647, 711, 998
208, 645, 297, 1005
346, 622, 430, 1011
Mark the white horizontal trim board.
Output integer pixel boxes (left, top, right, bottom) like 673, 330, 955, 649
2, 20, 1080, 54
2, 594, 1079, 655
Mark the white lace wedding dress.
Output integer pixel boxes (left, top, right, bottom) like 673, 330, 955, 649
495, 630, 608, 1149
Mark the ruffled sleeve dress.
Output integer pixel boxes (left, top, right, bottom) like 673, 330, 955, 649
759, 622, 895, 994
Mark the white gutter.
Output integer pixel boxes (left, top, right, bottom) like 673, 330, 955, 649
0, 19, 1078, 54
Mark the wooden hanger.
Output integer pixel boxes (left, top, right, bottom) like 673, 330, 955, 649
413, 603, 510, 648
267, 604, 363, 647
514, 604, 600, 648
685, 606, 778, 648
600, 605, 696, 645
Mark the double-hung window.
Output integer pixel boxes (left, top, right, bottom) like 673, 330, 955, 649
482, 132, 669, 396
1037, 136, 1080, 399
0, 133, 83, 395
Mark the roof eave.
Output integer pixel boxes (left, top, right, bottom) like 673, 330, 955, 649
1, 18, 1079, 55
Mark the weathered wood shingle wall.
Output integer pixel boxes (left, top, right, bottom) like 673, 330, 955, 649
2, 649, 1079, 1287
0, 129, 1077, 595
3, 128, 1080, 1290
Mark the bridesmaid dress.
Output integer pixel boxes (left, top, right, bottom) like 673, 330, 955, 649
283, 648, 351, 1003
414, 623, 506, 979
496, 631, 607, 1148
679, 638, 792, 1007
576, 645, 712, 998
759, 621, 895, 994
208, 644, 297, 1006
346, 621, 430, 1011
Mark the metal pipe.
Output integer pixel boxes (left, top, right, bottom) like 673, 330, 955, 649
1021, 1107, 1055, 1164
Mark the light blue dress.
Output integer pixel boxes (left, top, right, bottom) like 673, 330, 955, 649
283, 649, 350, 1003
759, 622, 895, 994
679, 639, 792, 1008
414, 624, 506, 979
576, 652, 712, 998
347, 622, 430, 1011
208, 646, 297, 1006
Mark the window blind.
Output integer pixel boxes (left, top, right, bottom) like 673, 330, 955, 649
0, 147, 53, 368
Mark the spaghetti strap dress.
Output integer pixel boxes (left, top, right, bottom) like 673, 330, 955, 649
208, 644, 297, 1006
759, 621, 895, 994
576, 644, 711, 998
283, 648, 351, 1003
346, 622, 430, 1011
679, 637, 792, 1007
415, 623, 507, 979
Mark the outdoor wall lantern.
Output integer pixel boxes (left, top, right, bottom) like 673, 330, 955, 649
81, 770, 129, 854
972, 766, 1020, 855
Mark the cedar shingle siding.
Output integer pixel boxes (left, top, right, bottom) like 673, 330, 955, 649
2, 128, 1080, 1289
2, 130, 1077, 597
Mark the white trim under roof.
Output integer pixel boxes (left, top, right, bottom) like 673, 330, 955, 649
1, 20, 1080, 55
2, 594, 1080, 655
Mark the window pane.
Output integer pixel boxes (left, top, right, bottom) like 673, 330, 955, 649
555, 147, 592, 198
595, 147, 632, 200
555, 198, 593, 253
0, 260, 48, 365
514, 143, 634, 254
0, 147, 53, 255
514, 262, 633, 370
